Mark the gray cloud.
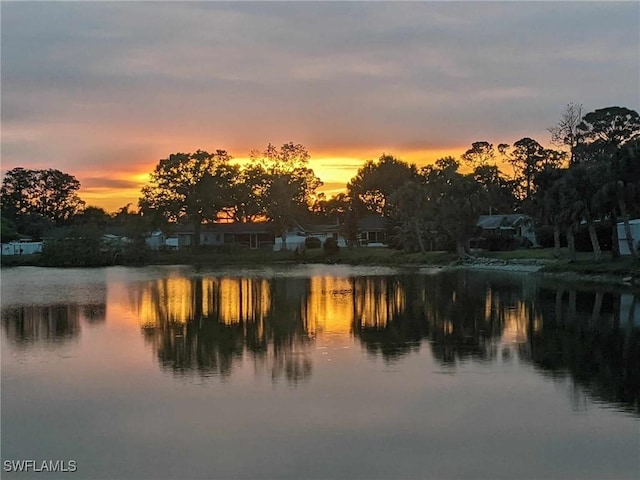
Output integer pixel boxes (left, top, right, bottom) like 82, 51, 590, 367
81, 177, 141, 190
2, 1, 638, 186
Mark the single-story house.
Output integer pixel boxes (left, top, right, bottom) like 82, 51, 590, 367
1, 241, 43, 256
357, 215, 386, 246
164, 237, 179, 250
273, 223, 349, 252
617, 219, 640, 256
101, 227, 132, 248
145, 230, 166, 250
475, 214, 537, 247
302, 223, 347, 249
273, 227, 307, 252
175, 222, 275, 249
102, 233, 131, 246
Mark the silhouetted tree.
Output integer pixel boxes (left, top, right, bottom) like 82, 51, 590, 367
549, 102, 584, 165
1, 167, 85, 236
347, 154, 417, 217
139, 150, 237, 247
421, 157, 486, 256
248, 142, 322, 249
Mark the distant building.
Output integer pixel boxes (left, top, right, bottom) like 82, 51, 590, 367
298, 223, 347, 249
617, 219, 640, 256
174, 222, 275, 249
475, 214, 537, 249
357, 215, 386, 246
273, 226, 307, 252
145, 230, 166, 250
271, 222, 350, 252
1, 241, 43, 256
102, 233, 131, 246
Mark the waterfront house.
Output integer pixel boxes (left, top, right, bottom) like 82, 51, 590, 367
1, 240, 43, 256
357, 215, 386, 246
302, 223, 347, 248
145, 230, 166, 250
273, 225, 307, 251
475, 214, 537, 249
174, 222, 275, 249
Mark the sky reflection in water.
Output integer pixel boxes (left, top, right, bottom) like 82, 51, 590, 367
1, 265, 638, 479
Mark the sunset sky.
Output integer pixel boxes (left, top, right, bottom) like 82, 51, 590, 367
2, 1, 639, 213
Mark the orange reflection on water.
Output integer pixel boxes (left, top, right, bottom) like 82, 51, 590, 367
484, 288, 542, 346
130, 274, 410, 343
305, 277, 354, 337
216, 278, 270, 326
133, 277, 211, 327
132, 276, 272, 330
354, 278, 406, 329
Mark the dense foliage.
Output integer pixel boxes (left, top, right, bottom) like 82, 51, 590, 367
2, 105, 639, 262
1, 168, 85, 239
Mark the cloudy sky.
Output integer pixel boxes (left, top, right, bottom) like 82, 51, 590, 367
2, 1, 639, 212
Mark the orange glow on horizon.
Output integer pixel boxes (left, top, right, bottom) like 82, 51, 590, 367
78, 147, 467, 214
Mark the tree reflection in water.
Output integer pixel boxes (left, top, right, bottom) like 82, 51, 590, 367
2, 302, 106, 348
136, 276, 313, 384
129, 269, 638, 413
351, 275, 428, 360
525, 284, 639, 415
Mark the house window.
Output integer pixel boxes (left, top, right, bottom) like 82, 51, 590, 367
216, 235, 221, 242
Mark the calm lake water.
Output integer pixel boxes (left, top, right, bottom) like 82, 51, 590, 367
1, 265, 638, 479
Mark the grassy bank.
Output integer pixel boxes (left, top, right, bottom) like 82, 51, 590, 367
150, 246, 455, 267
0, 254, 41, 267
541, 258, 640, 277
482, 248, 639, 276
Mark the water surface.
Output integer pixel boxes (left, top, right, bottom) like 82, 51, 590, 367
2, 265, 638, 479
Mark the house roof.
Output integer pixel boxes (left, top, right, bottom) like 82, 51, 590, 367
477, 214, 530, 230
175, 222, 274, 235
304, 223, 341, 234
104, 226, 129, 237
357, 215, 385, 231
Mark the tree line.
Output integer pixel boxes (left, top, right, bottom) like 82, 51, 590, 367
2, 104, 639, 260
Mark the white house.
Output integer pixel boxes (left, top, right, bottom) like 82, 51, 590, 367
1, 241, 43, 256
272, 223, 348, 252
145, 230, 166, 250
273, 227, 307, 252
617, 219, 640, 255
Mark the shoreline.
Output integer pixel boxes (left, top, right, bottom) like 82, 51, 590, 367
459, 265, 635, 287
2, 251, 638, 287
446, 256, 639, 287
